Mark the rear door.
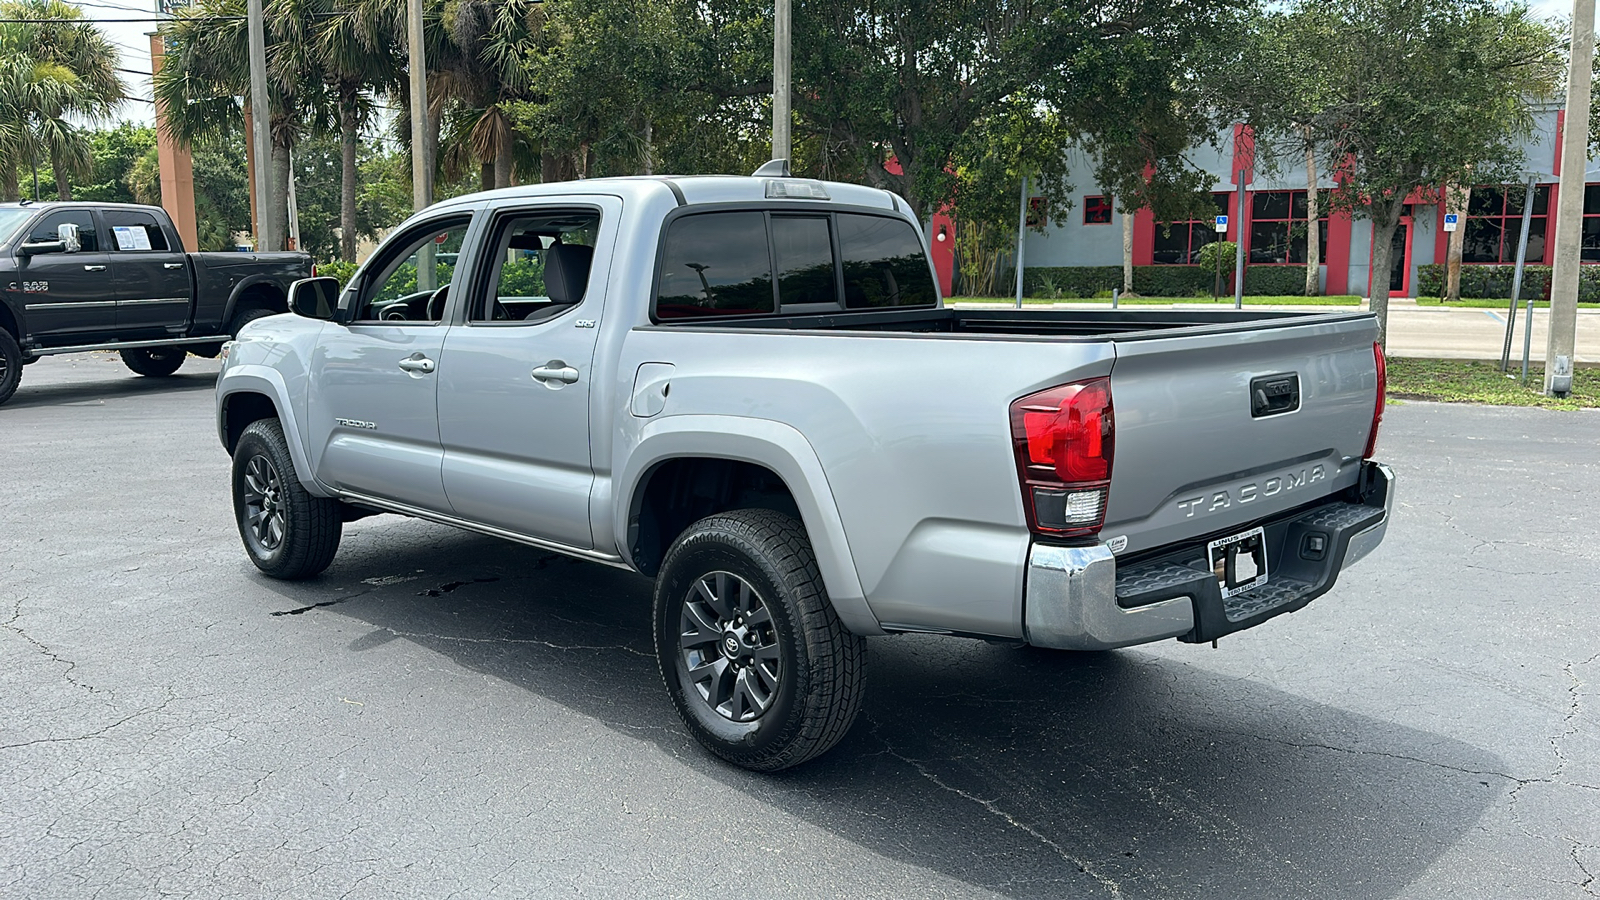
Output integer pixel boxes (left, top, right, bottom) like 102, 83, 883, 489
105, 208, 192, 335
434, 198, 618, 549
305, 212, 476, 513
11, 208, 115, 341
1103, 316, 1382, 556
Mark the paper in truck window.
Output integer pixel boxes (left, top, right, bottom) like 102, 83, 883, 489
112, 225, 153, 251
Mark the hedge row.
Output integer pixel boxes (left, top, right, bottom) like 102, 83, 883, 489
1020, 265, 1314, 298
1414, 263, 1600, 302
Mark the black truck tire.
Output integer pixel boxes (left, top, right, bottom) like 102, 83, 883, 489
653, 509, 866, 771
228, 305, 277, 337
0, 329, 22, 407
120, 347, 186, 377
231, 418, 342, 579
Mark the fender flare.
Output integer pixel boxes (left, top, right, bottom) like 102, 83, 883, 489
221, 275, 289, 326
216, 364, 333, 498
614, 414, 883, 636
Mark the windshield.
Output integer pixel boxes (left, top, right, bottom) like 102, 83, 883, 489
0, 209, 34, 245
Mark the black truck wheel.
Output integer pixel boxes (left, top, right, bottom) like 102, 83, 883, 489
120, 346, 186, 377
228, 305, 276, 338
0, 329, 22, 407
654, 509, 866, 771
231, 418, 342, 579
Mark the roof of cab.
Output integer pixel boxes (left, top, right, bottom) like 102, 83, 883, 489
427, 174, 905, 216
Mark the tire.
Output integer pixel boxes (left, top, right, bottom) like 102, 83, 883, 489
0, 329, 22, 407
231, 418, 341, 579
227, 305, 276, 338
120, 346, 186, 377
654, 509, 866, 771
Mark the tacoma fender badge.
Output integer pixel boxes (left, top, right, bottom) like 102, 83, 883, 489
574, 319, 596, 328
335, 418, 377, 430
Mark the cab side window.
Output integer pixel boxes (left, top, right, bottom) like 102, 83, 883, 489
472, 210, 601, 324
103, 211, 171, 252
28, 210, 99, 252
351, 218, 471, 324
655, 212, 774, 318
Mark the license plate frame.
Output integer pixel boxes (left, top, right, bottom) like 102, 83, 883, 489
1207, 526, 1269, 598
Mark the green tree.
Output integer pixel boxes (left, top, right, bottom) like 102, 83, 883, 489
0, 0, 125, 201
1251, 0, 1561, 344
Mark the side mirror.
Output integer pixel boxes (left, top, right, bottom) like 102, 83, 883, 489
288, 276, 340, 321
57, 222, 81, 253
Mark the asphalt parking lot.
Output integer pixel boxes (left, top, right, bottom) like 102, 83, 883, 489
3, 353, 1597, 899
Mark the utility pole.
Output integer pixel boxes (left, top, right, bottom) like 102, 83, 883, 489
407, 0, 431, 213
246, 0, 275, 251
1233, 170, 1248, 309
772, 0, 791, 160
1547, 0, 1595, 396
1014, 175, 1028, 308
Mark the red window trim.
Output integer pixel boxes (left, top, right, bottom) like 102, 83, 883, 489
1246, 189, 1329, 266
1082, 195, 1113, 226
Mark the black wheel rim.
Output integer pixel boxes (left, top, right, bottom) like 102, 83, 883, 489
679, 571, 781, 723
242, 454, 287, 552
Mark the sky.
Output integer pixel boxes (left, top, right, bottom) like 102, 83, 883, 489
81, 0, 1592, 130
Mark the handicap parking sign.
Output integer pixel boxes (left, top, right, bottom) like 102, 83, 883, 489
1444, 213, 1459, 232
1214, 215, 1229, 232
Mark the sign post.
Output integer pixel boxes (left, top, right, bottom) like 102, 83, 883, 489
1213, 215, 1228, 299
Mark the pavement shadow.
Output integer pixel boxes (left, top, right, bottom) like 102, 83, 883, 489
3, 370, 218, 411
260, 521, 1499, 900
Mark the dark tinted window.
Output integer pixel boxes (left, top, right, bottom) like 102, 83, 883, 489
837, 214, 935, 308
103, 210, 170, 251
28, 210, 99, 252
772, 216, 838, 306
656, 212, 774, 318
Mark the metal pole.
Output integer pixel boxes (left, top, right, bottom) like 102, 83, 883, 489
1014, 175, 1028, 308
1522, 271, 1537, 381
1234, 170, 1247, 309
407, 0, 430, 213
772, 0, 791, 160
246, 0, 274, 250
1546, 0, 1594, 394
1501, 176, 1537, 372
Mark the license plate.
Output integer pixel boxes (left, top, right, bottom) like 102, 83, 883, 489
1208, 527, 1269, 598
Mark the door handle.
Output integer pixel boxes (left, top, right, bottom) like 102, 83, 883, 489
163, 262, 184, 270
397, 355, 436, 374
83, 265, 107, 272
531, 362, 580, 384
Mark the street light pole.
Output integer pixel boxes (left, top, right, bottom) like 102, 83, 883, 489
246, 0, 274, 250
773, 0, 791, 160
1547, 0, 1595, 396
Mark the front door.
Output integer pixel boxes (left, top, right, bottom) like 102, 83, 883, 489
105, 208, 192, 335
436, 200, 617, 549
1388, 216, 1412, 297
11, 208, 115, 342
304, 214, 476, 512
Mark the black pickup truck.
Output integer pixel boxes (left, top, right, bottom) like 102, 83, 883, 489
0, 201, 313, 406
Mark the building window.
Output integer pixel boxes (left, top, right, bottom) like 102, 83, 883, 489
1026, 197, 1048, 228
1152, 194, 1228, 264
1083, 196, 1112, 225
1248, 190, 1329, 264
1580, 186, 1600, 262
1464, 185, 1549, 264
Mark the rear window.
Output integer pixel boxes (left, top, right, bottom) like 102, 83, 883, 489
837, 213, 935, 308
655, 212, 774, 318
654, 209, 936, 320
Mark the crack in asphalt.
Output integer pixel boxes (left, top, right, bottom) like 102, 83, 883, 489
864, 715, 1127, 899
417, 576, 500, 598
365, 624, 651, 657
3, 596, 106, 697
0, 691, 175, 752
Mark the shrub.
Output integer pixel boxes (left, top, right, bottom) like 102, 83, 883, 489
317, 260, 358, 288
1244, 266, 1310, 296
1022, 264, 1312, 298
1416, 263, 1558, 300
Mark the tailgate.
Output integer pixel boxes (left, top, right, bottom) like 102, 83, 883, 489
1104, 313, 1380, 555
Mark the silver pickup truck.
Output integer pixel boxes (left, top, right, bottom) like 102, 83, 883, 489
215, 168, 1393, 771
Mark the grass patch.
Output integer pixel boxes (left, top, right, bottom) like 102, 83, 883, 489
1415, 297, 1552, 309
1386, 357, 1599, 409
951, 295, 1361, 306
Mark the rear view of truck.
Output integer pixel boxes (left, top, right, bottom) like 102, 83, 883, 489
1014, 314, 1391, 651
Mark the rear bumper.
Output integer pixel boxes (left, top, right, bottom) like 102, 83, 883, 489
1023, 461, 1394, 651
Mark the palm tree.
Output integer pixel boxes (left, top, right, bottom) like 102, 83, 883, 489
0, 1, 124, 201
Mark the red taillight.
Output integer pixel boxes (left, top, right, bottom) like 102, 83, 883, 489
1365, 342, 1385, 459
1010, 377, 1115, 538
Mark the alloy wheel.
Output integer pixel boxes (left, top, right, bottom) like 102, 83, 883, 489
679, 571, 782, 722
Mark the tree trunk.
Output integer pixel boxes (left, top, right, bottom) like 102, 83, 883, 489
270, 140, 292, 252
493, 123, 512, 190
1445, 185, 1468, 301
480, 163, 494, 192
0, 161, 18, 202
1367, 200, 1405, 349
339, 90, 359, 262
1121, 206, 1134, 293
1304, 140, 1319, 296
